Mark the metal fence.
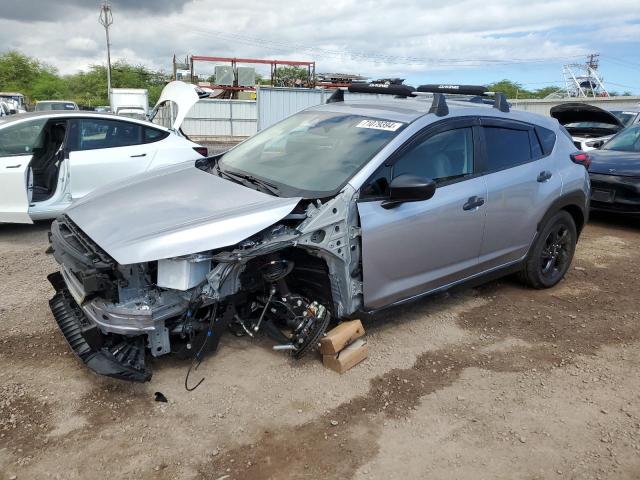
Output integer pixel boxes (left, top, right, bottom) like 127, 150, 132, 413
154, 98, 257, 141
509, 96, 640, 116
256, 87, 383, 131
182, 99, 257, 140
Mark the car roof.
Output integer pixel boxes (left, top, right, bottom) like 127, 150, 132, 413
310, 97, 560, 130
36, 100, 77, 104
0, 110, 169, 130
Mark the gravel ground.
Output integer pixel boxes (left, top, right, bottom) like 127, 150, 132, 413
1, 213, 640, 480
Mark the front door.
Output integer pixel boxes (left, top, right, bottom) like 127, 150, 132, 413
68, 118, 153, 199
358, 119, 487, 310
0, 117, 48, 223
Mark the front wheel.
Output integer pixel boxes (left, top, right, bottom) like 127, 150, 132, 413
520, 210, 577, 289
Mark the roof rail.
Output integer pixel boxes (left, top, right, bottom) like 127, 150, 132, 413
492, 92, 510, 112
428, 93, 449, 117
326, 88, 344, 103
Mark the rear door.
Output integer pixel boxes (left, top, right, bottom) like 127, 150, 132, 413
358, 118, 488, 310
478, 117, 562, 269
67, 118, 154, 199
0, 117, 48, 223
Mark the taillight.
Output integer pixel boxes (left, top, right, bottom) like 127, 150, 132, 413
570, 152, 590, 169
193, 146, 208, 157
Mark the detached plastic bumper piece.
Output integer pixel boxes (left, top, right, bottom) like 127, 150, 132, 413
48, 272, 152, 382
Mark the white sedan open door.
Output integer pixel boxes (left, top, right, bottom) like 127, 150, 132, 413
0, 154, 33, 223
0, 117, 48, 223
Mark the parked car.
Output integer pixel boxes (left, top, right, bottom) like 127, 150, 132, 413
550, 103, 626, 151
115, 107, 148, 121
0, 101, 11, 117
47, 83, 589, 382
35, 100, 79, 111
0, 92, 27, 113
0, 81, 206, 223
610, 108, 640, 128
587, 123, 640, 215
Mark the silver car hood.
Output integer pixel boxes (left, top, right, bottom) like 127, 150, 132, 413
65, 163, 301, 265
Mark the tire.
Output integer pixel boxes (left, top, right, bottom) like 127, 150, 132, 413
519, 210, 577, 289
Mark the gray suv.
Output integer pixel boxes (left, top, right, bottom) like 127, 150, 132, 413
47, 83, 590, 382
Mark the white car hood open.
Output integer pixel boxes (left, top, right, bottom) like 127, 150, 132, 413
65, 163, 301, 265
149, 81, 200, 131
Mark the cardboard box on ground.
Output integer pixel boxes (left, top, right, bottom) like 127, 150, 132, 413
320, 320, 368, 373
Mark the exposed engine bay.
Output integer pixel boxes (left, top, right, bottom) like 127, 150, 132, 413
48, 186, 363, 382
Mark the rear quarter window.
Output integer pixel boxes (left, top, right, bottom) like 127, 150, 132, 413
144, 127, 169, 143
535, 126, 556, 156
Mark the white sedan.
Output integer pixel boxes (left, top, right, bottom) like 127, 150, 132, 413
0, 81, 207, 223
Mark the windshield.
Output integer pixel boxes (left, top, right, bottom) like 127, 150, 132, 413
602, 125, 640, 152
611, 111, 638, 128
35, 102, 76, 111
218, 110, 405, 196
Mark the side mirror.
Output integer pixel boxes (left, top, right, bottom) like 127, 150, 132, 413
381, 174, 436, 209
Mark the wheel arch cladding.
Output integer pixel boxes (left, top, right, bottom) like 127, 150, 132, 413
537, 190, 587, 237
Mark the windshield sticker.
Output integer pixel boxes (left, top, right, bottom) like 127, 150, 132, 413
356, 119, 404, 131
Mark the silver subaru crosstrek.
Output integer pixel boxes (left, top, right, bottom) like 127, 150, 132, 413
47, 83, 590, 382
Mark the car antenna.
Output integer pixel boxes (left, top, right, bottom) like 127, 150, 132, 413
493, 92, 510, 112
326, 88, 344, 103
428, 93, 449, 117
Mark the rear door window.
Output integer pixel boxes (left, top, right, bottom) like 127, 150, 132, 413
77, 119, 142, 150
482, 126, 531, 172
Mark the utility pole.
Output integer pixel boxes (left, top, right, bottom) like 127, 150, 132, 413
99, 1, 114, 101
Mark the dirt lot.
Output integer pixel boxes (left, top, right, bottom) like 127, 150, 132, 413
1, 214, 640, 480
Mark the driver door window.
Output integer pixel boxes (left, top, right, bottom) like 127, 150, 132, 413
394, 127, 474, 183
362, 126, 475, 198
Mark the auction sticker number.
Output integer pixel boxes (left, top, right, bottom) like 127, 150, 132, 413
356, 119, 404, 131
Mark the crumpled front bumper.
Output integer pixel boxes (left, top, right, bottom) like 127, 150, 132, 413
48, 272, 152, 382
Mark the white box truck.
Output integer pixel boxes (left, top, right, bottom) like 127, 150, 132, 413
110, 88, 149, 120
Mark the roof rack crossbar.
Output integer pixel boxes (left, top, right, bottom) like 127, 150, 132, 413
326, 88, 344, 104
417, 84, 489, 96
492, 92, 510, 113
348, 80, 415, 98
428, 93, 449, 117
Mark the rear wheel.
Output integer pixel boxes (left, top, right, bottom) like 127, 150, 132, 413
520, 210, 576, 289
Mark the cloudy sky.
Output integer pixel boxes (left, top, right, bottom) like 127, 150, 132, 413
1, 0, 639, 93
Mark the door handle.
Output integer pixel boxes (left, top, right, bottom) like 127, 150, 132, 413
463, 196, 485, 211
537, 170, 552, 182
130, 153, 147, 158
5, 164, 21, 168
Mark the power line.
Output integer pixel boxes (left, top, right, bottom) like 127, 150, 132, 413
183, 25, 585, 68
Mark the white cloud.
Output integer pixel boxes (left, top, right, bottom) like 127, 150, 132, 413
66, 37, 98, 53
0, 0, 638, 81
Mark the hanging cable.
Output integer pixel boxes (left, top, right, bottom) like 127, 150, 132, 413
185, 302, 218, 392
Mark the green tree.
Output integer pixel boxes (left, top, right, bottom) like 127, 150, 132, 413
0, 50, 61, 100
273, 66, 311, 87
486, 79, 533, 99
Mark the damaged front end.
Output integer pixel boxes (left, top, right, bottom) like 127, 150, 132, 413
47, 187, 363, 382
